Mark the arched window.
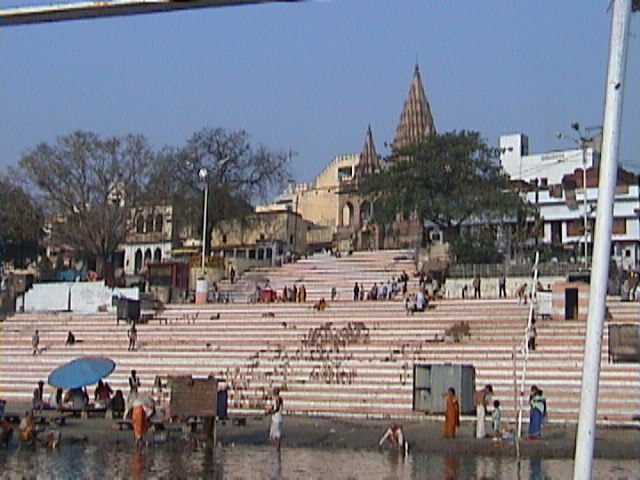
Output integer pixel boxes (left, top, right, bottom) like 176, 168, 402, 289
136, 215, 145, 234
134, 249, 143, 274
342, 203, 353, 227
154, 248, 162, 262
145, 215, 153, 234
144, 249, 152, 266
155, 214, 163, 233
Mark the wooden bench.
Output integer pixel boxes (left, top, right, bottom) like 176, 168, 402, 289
59, 407, 107, 419
115, 420, 132, 430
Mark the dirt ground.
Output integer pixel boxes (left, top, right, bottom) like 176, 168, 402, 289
4, 403, 638, 460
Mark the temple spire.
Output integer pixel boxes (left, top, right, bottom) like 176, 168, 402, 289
357, 125, 380, 178
392, 64, 436, 152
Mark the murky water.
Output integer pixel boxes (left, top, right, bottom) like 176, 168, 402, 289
1, 443, 638, 479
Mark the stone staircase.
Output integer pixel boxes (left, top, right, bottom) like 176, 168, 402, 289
0, 250, 637, 427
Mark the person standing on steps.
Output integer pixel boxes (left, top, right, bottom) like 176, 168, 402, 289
267, 387, 284, 452
129, 370, 141, 396
128, 323, 137, 351
473, 274, 481, 299
32, 330, 40, 355
474, 384, 493, 438
442, 387, 460, 438
498, 275, 507, 298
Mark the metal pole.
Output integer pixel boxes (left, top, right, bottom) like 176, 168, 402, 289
573, 1, 631, 478
582, 145, 588, 269
200, 169, 209, 273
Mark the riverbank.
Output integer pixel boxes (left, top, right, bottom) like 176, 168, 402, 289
4, 404, 638, 460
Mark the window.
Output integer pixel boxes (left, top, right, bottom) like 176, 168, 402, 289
567, 220, 583, 237
222, 234, 227, 244
145, 216, 153, 234
134, 250, 143, 274
155, 214, 163, 233
136, 215, 145, 234
612, 218, 627, 235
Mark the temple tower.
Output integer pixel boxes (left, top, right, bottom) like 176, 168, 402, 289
336, 126, 382, 249
392, 64, 436, 152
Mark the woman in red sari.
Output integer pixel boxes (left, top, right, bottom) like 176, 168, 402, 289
443, 387, 460, 438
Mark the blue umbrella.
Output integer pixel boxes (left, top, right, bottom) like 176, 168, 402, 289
48, 357, 116, 389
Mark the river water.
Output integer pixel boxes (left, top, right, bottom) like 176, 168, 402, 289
1, 443, 639, 479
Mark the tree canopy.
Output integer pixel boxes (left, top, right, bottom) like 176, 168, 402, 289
19, 131, 157, 273
17, 127, 291, 271
0, 174, 44, 268
358, 130, 528, 249
150, 127, 291, 254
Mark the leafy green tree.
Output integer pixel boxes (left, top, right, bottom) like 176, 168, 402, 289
359, 130, 530, 258
0, 174, 44, 268
19, 131, 157, 275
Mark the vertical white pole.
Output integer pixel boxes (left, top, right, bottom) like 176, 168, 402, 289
582, 147, 588, 269
573, 1, 631, 478
201, 180, 209, 273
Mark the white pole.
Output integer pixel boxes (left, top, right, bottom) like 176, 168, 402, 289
582, 146, 588, 269
573, 1, 631, 478
199, 168, 209, 273
517, 251, 539, 440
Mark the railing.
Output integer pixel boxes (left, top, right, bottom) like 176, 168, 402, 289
448, 261, 586, 278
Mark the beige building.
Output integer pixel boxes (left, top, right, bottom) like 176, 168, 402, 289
210, 210, 312, 269
263, 64, 437, 251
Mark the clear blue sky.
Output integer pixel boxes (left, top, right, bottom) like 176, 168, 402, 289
1, 1, 639, 195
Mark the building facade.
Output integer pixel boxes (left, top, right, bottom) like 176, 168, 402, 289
501, 134, 640, 271
122, 205, 174, 275
210, 210, 310, 268
262, 64, 437, 252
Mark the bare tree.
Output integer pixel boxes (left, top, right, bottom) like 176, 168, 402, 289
151, 127, 291, 250
19, 131, 156, 276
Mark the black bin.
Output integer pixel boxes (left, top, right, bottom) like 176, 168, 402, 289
216, 390, 228, 420
117, 298, 140, 323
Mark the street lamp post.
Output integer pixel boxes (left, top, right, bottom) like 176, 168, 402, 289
555, 123, 598, 269
197, 156, 231, 277
199, 168, 209, 275
573, 123, 590, 271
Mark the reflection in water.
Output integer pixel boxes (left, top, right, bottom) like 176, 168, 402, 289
529, 457, 542, 480
0, 443, 638, 479
130, 450, 145, 480
444, 454, 458, 480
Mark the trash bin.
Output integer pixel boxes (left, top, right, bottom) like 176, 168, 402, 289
216, 389, 228, 420
117, 298, 140, 323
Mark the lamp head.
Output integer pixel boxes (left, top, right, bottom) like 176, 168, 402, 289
571, 122, 580, 132
198, 168, 208, 181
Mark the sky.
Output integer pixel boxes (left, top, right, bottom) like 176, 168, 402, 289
1, 1, 639, 200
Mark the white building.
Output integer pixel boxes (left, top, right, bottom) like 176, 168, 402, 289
500, 134, 640, 271
122, 205, 174, 275
500, 133, 597, 186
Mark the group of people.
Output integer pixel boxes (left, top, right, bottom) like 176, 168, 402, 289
279, 284, 307, 303
30, 329, 78, 354
380, 382, 547, 451
353, 277, 406, 302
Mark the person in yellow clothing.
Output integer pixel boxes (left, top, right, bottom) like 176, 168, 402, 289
19, 411, 37, 444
